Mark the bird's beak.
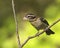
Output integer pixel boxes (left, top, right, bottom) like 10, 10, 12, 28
23, 17, 28, 20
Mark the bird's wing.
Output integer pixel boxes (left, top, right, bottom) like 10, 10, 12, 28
40, 17, 49, 25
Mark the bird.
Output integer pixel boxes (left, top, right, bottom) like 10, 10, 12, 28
23, 13, 55, 35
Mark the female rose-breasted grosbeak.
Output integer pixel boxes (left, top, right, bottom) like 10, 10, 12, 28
23, 13, 55, 35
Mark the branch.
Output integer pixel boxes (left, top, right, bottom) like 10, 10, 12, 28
12, 0, 21, 48
21, 18, 60, 47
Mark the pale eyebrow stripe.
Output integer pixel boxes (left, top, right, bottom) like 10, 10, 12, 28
27, 15, 34, 16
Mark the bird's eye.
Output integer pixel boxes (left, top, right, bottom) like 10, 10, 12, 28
28, 16, 31, 17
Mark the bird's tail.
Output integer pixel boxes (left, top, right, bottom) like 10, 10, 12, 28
46, 29, 55, 35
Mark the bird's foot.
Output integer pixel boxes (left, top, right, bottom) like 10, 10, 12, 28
36, 32, 39, 37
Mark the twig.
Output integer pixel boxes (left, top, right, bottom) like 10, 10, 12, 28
21, 18, 60, 47
12, 0, 21, 48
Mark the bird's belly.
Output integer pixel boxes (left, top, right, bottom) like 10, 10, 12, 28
31, 22, 47, 30
37, 24, 46, 30
31, 18, 48, 30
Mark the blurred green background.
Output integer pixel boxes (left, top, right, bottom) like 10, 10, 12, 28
0, 0, 60, 48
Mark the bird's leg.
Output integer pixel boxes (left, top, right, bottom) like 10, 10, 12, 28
36, 31, 39, 36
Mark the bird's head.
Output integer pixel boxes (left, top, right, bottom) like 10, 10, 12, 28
23, 13, 36, 22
